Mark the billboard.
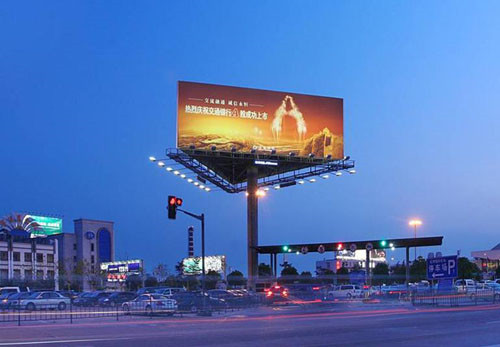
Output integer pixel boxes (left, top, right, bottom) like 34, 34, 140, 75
100, 259, 143, 282
177, 81, 343, 159
27, 215, 63, 237
182, 255, 226, 275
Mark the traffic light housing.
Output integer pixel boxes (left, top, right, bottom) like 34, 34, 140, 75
167, 195, 183, 219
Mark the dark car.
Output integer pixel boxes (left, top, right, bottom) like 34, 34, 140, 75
57, 291, 80, 300
73, 291, 112, 307
264, 285, 289, 303
99, 292, 136, 307
173, 291, 226, 312
2, 292, 35, 309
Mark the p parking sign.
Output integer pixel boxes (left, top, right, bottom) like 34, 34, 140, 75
427, 255, 457, 280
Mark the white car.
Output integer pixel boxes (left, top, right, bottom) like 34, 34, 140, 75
326, 285, 363, 299
122, 294, 177, 316
455, 279, 476, 293
20, 291, 70, 311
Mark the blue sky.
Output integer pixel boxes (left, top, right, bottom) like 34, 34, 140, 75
1, 1, 499, 274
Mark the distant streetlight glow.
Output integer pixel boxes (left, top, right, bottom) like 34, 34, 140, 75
256, 190, 266, 197
409, 219, 423, 260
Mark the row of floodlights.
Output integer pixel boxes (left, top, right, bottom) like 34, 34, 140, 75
270, 169, 356, 190
189, 144, 351, 161
149, 156, 211, 192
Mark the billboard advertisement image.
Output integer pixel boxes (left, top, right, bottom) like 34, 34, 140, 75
27, 215, 63, 237
178, 81, 343, 159
182, 255, 226, 275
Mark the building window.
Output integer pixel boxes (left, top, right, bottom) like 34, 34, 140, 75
13, 270, 21, 279
91, 243, 95, 252
24, 270, 33, 280
91, 265, 95, 272
0, 270, 7, 279
91, 255, 95, 264
47, 254, 54, 263
13, 252, 20, 262
73, 256, 77, 262
0, 251, 7, 261
24, 253, 32, 262
47, 271, 54, 279
73, 243, 77, 251
36, 270, 44, 279
36, 253, 43, 263
97, 228, 112, 262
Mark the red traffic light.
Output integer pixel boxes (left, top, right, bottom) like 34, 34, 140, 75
169, 197, 176, 206
176, 198, 183, 206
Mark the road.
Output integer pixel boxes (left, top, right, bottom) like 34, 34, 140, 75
1, 304, 500, 346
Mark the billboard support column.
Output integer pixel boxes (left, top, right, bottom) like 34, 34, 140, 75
405, 247, 410, 286
365, 249, 371, 285
247, 166, 258, 291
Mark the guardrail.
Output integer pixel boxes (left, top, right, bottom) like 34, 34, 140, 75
0, 299, 261, 325
412, 289, 500, 306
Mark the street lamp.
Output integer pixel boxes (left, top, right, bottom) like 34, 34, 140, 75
409, 219, 422, 260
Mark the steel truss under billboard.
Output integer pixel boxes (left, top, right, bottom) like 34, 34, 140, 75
166, 147, 354, 193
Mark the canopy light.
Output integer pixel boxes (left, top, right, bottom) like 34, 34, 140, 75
204, 187, 211, 192
173, 170, 180, 175
180, 174, 186, 178
149, 156, 156, 162
157, 161, 165, 167
309, 178, 316, 183
297, 180, 305, 184
321, 174, 330, 179
187, 178, 193, 183
335, 172, 342, 176
166, 167, 173, 172
194, 182, 199, 186
348, 169, 356, 174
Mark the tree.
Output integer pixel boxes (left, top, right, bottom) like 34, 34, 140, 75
410, 257, 427, 282
391, 263, 407, 283
175, 261, 184, 276
227, 270, 246, 287
144, 276, 158, 288
126, 274, 142, 291
153, 263, 169, 282
281, 265, 298, 277
336, 267, 349, 284
258, 263, 272, 277
458, 257, 481, 280
496, 266, 500, 278
205, 270, 221, 290
299, 271, 313, 284
372, 263, 389, 285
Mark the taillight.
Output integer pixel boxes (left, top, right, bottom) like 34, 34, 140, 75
266, 291, 273, 297
312, 287, 320, 291
282, 291, 288, 297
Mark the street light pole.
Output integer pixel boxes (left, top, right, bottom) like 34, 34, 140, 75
409, 219, 422, 262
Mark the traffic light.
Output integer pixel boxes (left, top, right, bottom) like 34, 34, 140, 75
380, 240, 387, 247
167, 195, 183, 219
282, 245, 289, 252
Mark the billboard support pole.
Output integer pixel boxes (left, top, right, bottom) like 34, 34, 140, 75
247, 166, 259, 291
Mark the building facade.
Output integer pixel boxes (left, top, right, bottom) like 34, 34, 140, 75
471, 243, 500, 274
50, 218, 115, 290
0, 235, 59, 288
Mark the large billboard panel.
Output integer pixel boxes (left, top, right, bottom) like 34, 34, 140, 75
177, 82, 343, 159
182, 255, 226, 275
27, 215, 63, 237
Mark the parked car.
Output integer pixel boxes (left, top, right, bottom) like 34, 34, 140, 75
0, 286, 30, 296
2, 291, 34, 309
326, 285, 363, 299
156, 288, 185, 298
73, 291, 113, 306
172, 291, 226, 312
122, 294, 177, 315
455, 279, 476, 293
19, 291, 70, 311
57, 290, 80, 300
99, 292, 136, 307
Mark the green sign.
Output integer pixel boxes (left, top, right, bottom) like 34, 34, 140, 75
28, 215, 63, 236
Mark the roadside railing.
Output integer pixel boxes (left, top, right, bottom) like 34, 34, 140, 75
412, 288, 500, 306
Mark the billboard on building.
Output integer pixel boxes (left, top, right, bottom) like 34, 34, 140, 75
182, 255, 226, 275
177, 81, 343, 159
27, 215, 63, 237
100, 259, 143, 282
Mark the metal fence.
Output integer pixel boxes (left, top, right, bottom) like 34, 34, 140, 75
412, 289, 500, 306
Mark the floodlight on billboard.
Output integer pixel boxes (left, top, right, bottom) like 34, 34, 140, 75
177, 82, 343, 159
182, 255, 226, 275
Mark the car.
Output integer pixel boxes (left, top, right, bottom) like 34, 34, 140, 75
455, 279, 476, 293
1, 291, 35, 309
57, 290, 80, 300
172, 291, 226, 312
73, 291, 113, 306
19, 291, 70, 311
156, 287, 185, 298
122, 294, 177, 316
326, 285, 363, 300
0, 286, 30, 296
99, 292, 136, 307
264, 285, 289, 303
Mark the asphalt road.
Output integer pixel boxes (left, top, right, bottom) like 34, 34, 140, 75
1, 304, 500, 346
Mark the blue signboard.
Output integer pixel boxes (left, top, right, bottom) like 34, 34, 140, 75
427, 255, 458, 280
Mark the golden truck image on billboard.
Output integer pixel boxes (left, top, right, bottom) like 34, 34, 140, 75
177, 81, 343, 159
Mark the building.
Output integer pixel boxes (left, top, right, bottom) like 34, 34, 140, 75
50, 218, 115, 290
0, 234, 59, 288
471, 244, 500, 273
316, 250, 387, 274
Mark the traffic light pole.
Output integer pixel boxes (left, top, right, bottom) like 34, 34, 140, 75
177, 208, 208, 315
247, 166, 259, 291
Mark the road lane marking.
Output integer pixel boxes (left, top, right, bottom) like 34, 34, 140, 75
0, 337, 131, 345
